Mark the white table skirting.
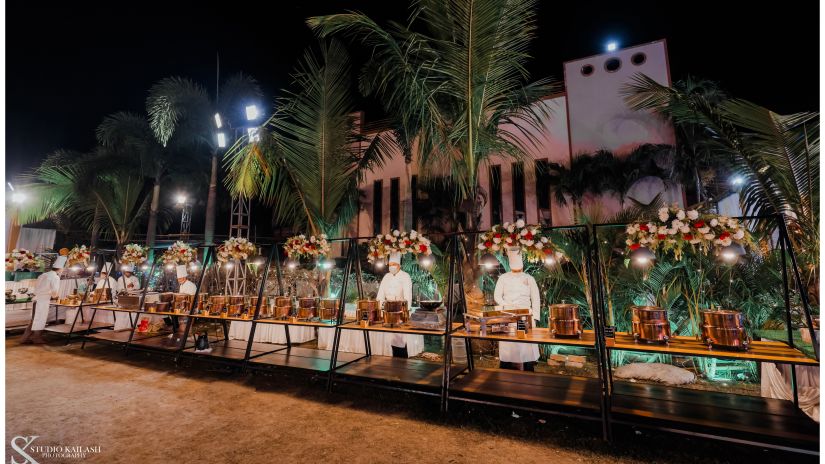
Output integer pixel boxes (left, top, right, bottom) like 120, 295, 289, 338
316, 328, 424, 357
229, 321, 316, 344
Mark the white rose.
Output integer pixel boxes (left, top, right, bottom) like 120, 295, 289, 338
690, 238, 702, 244
541, 237, 548, 243
658, 209, 669, 222
524, 240, 534, 247
516, 219, 525, 228
710, 219, 718, 227
626, 225, 637, 234
721, 238, 732, 246
676, 210, 686, 220
410, 231, 418, 239
733, 230, 745, 240
536, 242, 544, 249
492, 244, 500, 251
626, 239, 633, 245
393, 230, 400, 236
507, 224, 515, 233
688, 210, 699, 220
680, 226, 690, 234
698, 227, 710, 234
704, 234, 715, 240
520, 229, 528, 236
668, 228, 677, 235
671, 220, 682, 228
648, 223, 657, 233
493, 238, 501, 244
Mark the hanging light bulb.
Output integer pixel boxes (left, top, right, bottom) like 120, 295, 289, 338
629, 246, 656, 267
543, 254, 557, 267
320, 258, 334, 270
373, 258, 386, 270
165, 264, 174, 270
479, 252, 498, 271
418, 254, 434, 269
284, 257, 300, 271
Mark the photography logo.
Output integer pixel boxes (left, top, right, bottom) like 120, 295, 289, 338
10, 436, 102, 463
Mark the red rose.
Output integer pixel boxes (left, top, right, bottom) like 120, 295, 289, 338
683, 234, 693, 241
493, 233, 502, 239
405, 240, 412, 246
510, 234, 518, 240
419, 245, 428, 253
484, 241, 493, 248
657, 234, 666, 240
629, 243, 641, 250
639, 224, 649, 231
693, 220, 705, 228
719, 232, 730, 240
384, 239, 391, 245
524, 232, 533, 240
543, 248, 552, 254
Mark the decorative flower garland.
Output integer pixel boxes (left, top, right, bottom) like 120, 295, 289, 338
217, 237, 257, 263
367, 229, 432, 263
625, 206, 751, 259
120, 243, 148, 266
476, 220, 557, 263
162, 241, 195, 265
66, 245, 91, 267
283, 234, 330, 259
5, 249, 40, 271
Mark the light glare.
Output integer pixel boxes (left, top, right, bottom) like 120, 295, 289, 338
214, 113, 222, 129
245, 105, 259, 121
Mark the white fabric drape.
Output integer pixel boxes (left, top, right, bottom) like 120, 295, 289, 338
316, 327, 424, 357
761, 363, 819, 422
15, 228, 56, 253
229, 321, 316, 344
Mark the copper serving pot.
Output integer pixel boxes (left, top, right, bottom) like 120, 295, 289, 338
550, 303, 582, 339
297, 297, 317, 319
631, 305, 671, 343
144, 302, 159, 313
196, 294, 208, 311
318, 298, 340, 322
228, 303, 245, 317
272, 296, 291, 319
156, 302, 170, 313
173, 293, 192, 312
356, 299, 381, 324
209, 295, 228, 313
249, 296, 260, 312
229, 295, 244, 305
382, 300, 409, 327
701, 309, 749, 350
159, 292, 174, 303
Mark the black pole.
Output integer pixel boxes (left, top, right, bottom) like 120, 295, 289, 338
587, 224, 613, 442
243, 244, 278, 367
328, 243, 354, 391
778, 217, 819, 360
175, 245, 214, 363
441, 235, 458, 412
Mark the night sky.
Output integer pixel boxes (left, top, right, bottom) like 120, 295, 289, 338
6, 1, 819, 179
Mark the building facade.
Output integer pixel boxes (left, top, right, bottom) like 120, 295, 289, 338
353, 40, 679, 236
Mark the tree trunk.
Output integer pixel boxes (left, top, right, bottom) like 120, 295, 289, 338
204, 151, 219, 245
90, 202, 101, 248
146, 181, 161, 248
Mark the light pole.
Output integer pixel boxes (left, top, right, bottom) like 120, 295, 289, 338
214, 103, 263, 295
175, 194, 192, 240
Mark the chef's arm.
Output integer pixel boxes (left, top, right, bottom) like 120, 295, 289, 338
403, 274, 413, 309
50, 279, 59, 298
530, 277, 541, 322
376, 275, 386, 303
493, 277, 504, 306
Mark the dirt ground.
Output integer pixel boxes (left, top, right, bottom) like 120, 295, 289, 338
5, 335, 816, 464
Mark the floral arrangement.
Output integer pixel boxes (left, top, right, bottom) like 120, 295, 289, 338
66, 245, 91, 267
5, 249, 40, 271
217, 237, 257, 263
476, 220, 557, 263
367, 229, 432, 263
625, 206, 751, 259
161, 241, 196, 265
120, 243, 148, 266
283, 234, 331, 259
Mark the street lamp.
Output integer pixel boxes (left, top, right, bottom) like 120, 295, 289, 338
245, 104, 259, 121
175, 194, 191, 239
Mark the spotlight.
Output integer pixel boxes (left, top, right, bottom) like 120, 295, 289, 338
720, 243, 746, 263
140, 264, 150, 271
86, 265, 96, 272
320, 258, 334, 270
214, 113, 223, 129
606, 41, 618, 52
730, 175, 744, 186
165, 264, 174, 270
543, 255, 557, 267
284, 257, 300, 271
629, 246, 656, 267
418, 254, 434, 269
245, 105, 259, 121
479, 253, 498, 271
217, 132, 227, 148
373, 259, 386, 270
224, 262, 234, 270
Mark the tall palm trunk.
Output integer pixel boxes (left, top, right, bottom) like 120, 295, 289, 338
90, 202, 101, 248
146, 180, 161, 248
204, 151, 218, 245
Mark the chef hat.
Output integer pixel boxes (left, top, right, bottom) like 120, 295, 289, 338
506, 247, 523, 271
52, 256, 67, 269
102, 262, 113, 274
122, 264, 134, 272
176, 265, 188, 279
388, 251, 402, 265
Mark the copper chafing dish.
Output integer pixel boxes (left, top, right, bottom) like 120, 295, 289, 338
196, 293, 208, 312
228, 303, 245, 317
318, 298, 340, 322
173, 293, 193, 313
382, 300, 409, 327
144, 301, 159, 313
273, 296, 291, 319
701, 309, 749, 350
229, 295, 244, 305
86, 288, 112, 304
159, 292, 174, 303
249, 296, 261, 314
156, 301, 170, 313
297, 297, 317, 319
631, 305, 671, 344
550, 303, 582, 339
117, 294, 142, 310
357, 299, 381, 324
209, 295, 228, 314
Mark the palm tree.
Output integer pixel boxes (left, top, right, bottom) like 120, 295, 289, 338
623, 73, 819, 300
309, 0, 557, 232
146, 73, 263, 244
79, 168, 153, 248
224, 40, 390, 237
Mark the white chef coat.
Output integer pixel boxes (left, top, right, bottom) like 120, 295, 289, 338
178, 280, 197, 295
376, 270, 414, 348
117, 275, 140, 293
33, 270, 60, 330
95, 276, 118, 293
494, 271, 541, 363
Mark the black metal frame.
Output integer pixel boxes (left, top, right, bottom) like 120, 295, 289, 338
591, 214, 819, 453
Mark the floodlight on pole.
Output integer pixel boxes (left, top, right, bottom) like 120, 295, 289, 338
606, 41, 618, 52
245, 105, 259, 121
214, 113, 223, 129
11, 192, 25, 204
176, 194, 187, 206
217, 132, 227, 148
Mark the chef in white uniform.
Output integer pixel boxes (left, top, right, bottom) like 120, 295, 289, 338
95, 262, 118, 299
21, 256, 65, 344
376, 252, 415, 357
494, 247, 541, 371
117, 265, 140, 294
171, 264, 197, 337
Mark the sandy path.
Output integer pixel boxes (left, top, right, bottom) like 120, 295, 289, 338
5, 339, 812, 464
